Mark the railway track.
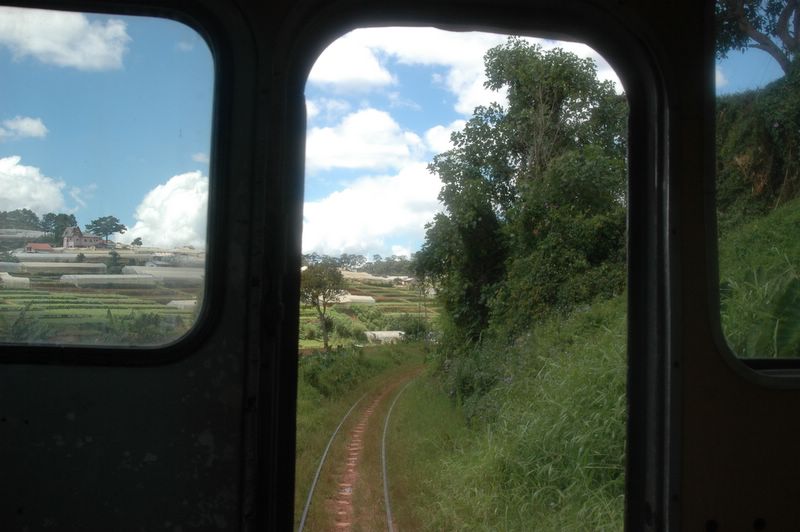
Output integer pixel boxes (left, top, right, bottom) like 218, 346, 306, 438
298, 370, 420, 532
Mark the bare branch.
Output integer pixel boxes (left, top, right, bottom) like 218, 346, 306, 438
776, 0, 798, 53
734, 0, 792, 72
795, 4, 799, 44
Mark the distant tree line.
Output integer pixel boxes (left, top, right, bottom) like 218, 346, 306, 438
0, 209, 128, 245
301, 252, 414, 276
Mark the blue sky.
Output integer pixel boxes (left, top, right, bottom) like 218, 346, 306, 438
0, 7, 211, 248
0, 7, 784, 255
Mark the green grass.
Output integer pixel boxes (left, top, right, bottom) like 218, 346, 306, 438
384, 373, 472, 530
379, 197, 799, 529
383, 296, 627, 531
0, 279, 199, 342
294, 344, 425, 530
719, 196, 800, 357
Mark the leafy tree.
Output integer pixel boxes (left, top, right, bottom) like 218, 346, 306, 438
300, 258, 345, 350
41, 213, 78, 244
85, 215, 126, 241
338, 253, 366, 271
359, 255, 414, 276
0, 209, 41, 230
716, 0, 800, 73
303, 252, 323, 266
131, 237, 143, 247
416, 38, 626, 343
40, 212, 57, 234
106, 250, 125, 274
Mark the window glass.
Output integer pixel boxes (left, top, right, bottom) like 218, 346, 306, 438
296, 28, 628, 530
0, 7, 213, 346
716, 2, 800, 358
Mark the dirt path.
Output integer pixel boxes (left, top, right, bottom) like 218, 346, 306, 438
321, 368, 420, 531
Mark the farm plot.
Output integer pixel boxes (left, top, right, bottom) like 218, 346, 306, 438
0, 288, 197, 343
345, 280, 437, 319
298, 279, 438, 351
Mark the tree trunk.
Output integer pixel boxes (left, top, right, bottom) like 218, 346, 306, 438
317, 308, 329, 351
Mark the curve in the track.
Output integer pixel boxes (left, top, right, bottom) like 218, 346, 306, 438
297, 391, 368, 532
381, 378, 417, 532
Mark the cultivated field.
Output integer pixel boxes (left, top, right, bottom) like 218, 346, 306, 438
0, 249, 203, 345
298, 278, 438, 351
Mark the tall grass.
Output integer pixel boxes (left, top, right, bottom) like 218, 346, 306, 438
388, 297, 626, 530
719, 197, 800, 357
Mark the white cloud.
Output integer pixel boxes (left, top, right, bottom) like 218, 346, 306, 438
308, 35, 395, 90
68, 183, 96, 211
302, 162, 442, 256
0, 6, 130, 70
176, 40, 194, 52
0, 116, 48, 141
424, 120, 466, 154
311, 28, 622, 115
306, 97, 351, 124
192, 152, 210, 164
387, 92, 422, 111
306, 108, 425, 172
716, 66, 728, 87
391, 245, 411, 258
124, 171, 208, 249
306, 100, 319, 121
0, 155, 65, 213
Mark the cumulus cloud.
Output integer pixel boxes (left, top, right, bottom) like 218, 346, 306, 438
124, 171, 208, 249
306, 100, 320, 121
0, 116, 48, 141
391, 245, 411, 258
716, 66, 728, 87
302, 162, 442, 256
0, 6, 130, 70
424, 120, 466, 154
68, 183, 96, 210
308, 35, 395, 90
306, 97, 351, 124
306, 108, 425, 172
0, 155, 65, 213
192, 152, 210, 164
310, 28, 622, 115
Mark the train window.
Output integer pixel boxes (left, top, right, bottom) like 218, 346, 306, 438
0, 6, 213, 347
715, 3, 800, 359
296, 27, 628, 529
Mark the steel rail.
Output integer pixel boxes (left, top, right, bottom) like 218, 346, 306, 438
297, 391, 368, 532
381, 378, 417, 532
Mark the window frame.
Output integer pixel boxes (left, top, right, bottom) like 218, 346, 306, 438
285, 3, 674, 529
0, 1, 230, 365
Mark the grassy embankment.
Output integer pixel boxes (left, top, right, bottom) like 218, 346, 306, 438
294, 343, 425, 530
718, 196, 800, 357
387, 296, 626, 530
379, 198, 800, 530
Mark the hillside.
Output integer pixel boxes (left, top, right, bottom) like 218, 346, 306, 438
298, 276, 437, 351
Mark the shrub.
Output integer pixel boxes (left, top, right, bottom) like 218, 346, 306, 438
9, 303, 51, 342
385, 313, 431, 341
